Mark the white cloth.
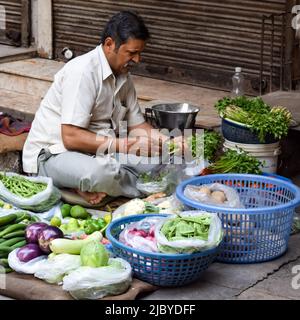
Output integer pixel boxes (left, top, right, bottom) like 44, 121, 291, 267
23, 45, 145, 173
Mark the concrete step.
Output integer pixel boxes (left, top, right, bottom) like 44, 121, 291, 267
0, 58, 63, 98
0, 88, 40, 121
0, 45, 37, 63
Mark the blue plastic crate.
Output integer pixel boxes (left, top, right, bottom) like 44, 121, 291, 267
106, 214, 221, 287
176, 174, 300, 264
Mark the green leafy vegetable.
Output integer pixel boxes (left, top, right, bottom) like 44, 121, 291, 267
160, 215, 212, 242
187, 130, 222, 162
214, 96, 291, 142
208, 149, 262, 174
144, 202, 160, 213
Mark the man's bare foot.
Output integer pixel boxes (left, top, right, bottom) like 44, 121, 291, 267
74, 189, 107, 205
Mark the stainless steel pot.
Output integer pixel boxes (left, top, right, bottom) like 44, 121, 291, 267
145, 103, 199, 130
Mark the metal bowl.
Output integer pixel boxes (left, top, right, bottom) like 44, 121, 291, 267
145, 103, 200, 130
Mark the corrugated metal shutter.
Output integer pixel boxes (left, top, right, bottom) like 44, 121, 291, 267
53, 0, 287, 93
0, 0, 21, 45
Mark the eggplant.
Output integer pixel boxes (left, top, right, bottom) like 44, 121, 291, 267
38, 226, 64, 254
17, 243, 44, 262
25, 222, 48, 244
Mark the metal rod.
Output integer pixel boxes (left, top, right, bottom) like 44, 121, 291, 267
270, 15, 274, 93
259, 16, 266, 96
280, 14, 285, 91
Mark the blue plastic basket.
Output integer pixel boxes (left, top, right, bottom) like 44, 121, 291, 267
106, 214, 220, 287
262, 172, 292, 183
176, 174, 300, 264
222, 118, 279, 144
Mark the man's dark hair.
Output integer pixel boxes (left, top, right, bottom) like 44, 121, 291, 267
101, 10, 150, 49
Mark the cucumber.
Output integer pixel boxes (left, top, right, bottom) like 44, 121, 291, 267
0, 214, 17, 227
0, 225, 8, 231
0, 258, 8, 267
0, 223, 27, 237
0, 238, 6, 244
30, 215, 40, 223
0, 245, 13, 254
0, 237, 25, 247
2, 230, 25, 239
10, 240, 26, 250
15, 213, 31, 224
0, 267, 12, 274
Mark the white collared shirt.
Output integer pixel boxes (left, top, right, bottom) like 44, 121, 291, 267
22, 45, 145, 173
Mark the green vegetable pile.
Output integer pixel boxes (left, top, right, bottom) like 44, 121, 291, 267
215, 96, 292, 142
144, 202, 160, 213
187, 130, 222, 162
161, 215, 211, 241
0, 173, 47, 198
208, 148, 262, 174
139, 172, 167, 183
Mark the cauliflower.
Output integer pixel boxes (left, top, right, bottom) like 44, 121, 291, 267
123, 199, 146, 216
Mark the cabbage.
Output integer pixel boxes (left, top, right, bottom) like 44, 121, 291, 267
80, 241, 109, 267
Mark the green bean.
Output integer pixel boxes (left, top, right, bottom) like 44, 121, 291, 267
0, 174, 47, 198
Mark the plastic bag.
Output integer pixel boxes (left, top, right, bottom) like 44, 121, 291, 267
136, 165, 183, 196
34, 254, 82, 284
183, 159, 209, 177
183, 183, 244, 208
155, 211, 223, 254
62, 258, 132, 300
150, 195, 184, 214
119, 217, 163, 253
136, 175, 168, 195
0, 172, 61, 212
8, 249, 47, 274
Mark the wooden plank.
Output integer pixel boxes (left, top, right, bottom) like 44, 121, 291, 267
0, 272, 158, 300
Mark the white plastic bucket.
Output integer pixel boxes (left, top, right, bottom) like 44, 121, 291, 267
223, 139, 281, 173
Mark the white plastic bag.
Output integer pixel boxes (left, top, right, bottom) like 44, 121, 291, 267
0, 172, 61, 212
62, 258, 132, 300
8, 249, 48, 274
150, 195, 184, 214
155, 211, 223, 254
183, 183, 244, 208
34, 254, 81, 284
184, 159, 209, 177
119, 217, 163, 253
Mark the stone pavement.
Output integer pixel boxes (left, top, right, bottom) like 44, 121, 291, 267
142, 233, 300, 300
